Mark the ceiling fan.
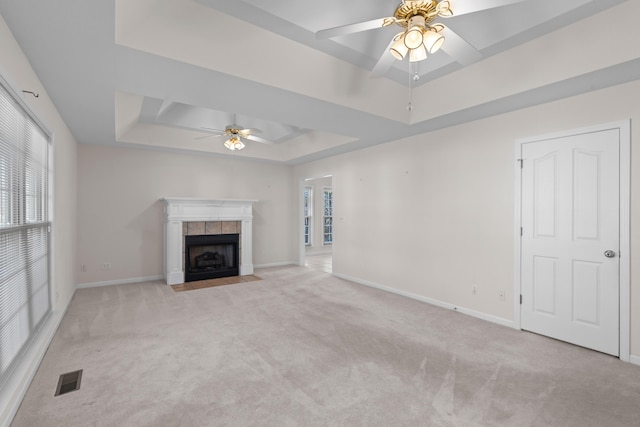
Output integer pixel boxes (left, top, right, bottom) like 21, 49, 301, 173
316, 0, 528, 76
199, 115, 275, 151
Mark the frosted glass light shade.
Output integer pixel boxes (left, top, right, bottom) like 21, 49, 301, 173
404, 28, 423, 49
404, 15, 425, 49
224, 137, 245, 151
423, 29, 445, 53
390, 33, 409, 60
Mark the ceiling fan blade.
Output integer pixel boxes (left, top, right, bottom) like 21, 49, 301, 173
449, 0, 528, 17
370, 37, 398, 78
238, 128, 262, 137
197, 127, 226, 140
195, 134, 223, 140
440, 25, 483, 66
245, 135, 275, 145
316, 17, 390, 39
200, 127, 226, 135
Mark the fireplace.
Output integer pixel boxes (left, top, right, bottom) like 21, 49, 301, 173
184, 234, 239, 282
162, 198, 256, 285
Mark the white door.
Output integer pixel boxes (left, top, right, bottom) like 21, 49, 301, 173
520, 128, 620, 356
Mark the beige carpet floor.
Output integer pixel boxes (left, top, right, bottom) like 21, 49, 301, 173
12, 265, 640, 426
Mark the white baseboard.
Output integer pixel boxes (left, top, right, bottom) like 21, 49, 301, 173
334, 273, 516, 330
255, 261, 296, 269
630, 355, 640, 366
77, 275, 164, 289
0, 291, 74, 427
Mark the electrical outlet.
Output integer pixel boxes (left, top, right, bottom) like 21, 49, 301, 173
472, 284, 478, 295
498, 290, 506, 301
101, 263, 111, 271
80, 264, 86, 273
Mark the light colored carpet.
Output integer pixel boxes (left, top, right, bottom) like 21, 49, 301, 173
12, 265, 640, 426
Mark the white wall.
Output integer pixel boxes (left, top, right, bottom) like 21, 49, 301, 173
304, 176, 333, 255
294, 79, 640, 359
76, 144, 295, 285
0, 14, 78, 426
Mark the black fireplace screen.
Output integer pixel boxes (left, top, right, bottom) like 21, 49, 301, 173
184, 234, 239, 282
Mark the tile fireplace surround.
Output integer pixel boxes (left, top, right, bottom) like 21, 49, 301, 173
162, 198, 257, 285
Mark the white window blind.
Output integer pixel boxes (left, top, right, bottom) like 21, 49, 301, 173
0, 80, 51, 386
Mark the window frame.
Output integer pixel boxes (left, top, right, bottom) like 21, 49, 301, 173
0, 73, 53, 389
303, 186, 313, 246
322, 186, 333, 245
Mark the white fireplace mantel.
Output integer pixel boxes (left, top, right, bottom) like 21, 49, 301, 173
161, 198, 257, 285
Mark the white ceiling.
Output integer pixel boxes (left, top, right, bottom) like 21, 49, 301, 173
0, 0, 635, 164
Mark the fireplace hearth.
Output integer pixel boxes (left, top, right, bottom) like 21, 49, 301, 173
185, 234, 239, 282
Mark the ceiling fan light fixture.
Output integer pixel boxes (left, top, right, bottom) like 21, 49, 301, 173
423, 28, 445, 53
224, 136, 245, 151
390, 32, 409, 60
404, 15, 425, 49
409, 43, 427, 62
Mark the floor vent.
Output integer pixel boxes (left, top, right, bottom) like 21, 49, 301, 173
55, 370, 83, 396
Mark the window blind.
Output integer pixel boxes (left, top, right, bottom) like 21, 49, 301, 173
0, 80, 51, 386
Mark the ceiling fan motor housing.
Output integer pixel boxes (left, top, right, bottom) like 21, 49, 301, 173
394, 0, 439, 28
225, 124, 242, 134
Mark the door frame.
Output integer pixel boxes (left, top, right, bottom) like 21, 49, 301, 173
514, 120, 631, 362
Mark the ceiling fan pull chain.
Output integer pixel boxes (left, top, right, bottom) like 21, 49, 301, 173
407, 63, 414, 115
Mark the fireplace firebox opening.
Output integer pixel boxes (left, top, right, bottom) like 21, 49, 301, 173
184, 234, 239, 282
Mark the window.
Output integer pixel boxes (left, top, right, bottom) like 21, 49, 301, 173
304, 186, 312, 246
323, 187, 333, 245
0, 79, 51, 387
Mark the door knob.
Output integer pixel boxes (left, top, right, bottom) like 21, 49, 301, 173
604, 250, 616, 258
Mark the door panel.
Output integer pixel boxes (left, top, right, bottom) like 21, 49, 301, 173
533, 153, 557, 238
533, 256, 557, 315
572, 260, 600, 325
521, 129, 619, 356
574, 151, 600, 240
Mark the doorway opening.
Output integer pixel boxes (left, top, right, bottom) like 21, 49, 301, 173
301, 175, 333, 273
